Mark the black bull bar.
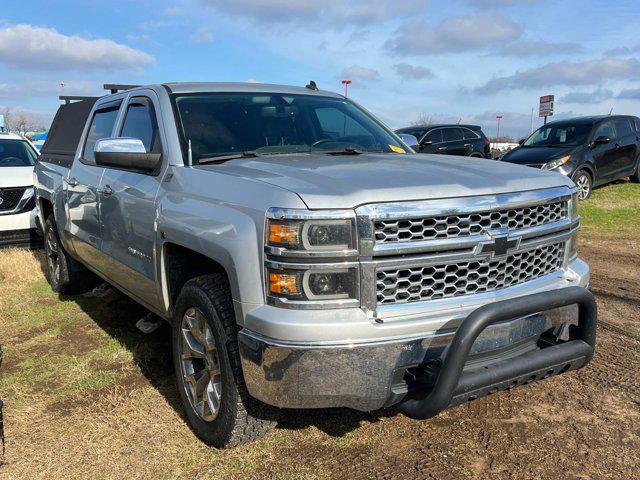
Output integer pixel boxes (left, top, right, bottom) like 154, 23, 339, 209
398, 286, 597, 420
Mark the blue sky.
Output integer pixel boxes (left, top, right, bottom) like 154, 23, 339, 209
1, 0, 640, 137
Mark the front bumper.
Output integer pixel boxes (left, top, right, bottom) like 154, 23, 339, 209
0, 209, 40, 249
239, 286, 596, 411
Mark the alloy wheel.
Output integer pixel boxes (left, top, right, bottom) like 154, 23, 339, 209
45, 227, 60, 283
180, 307, 222, 422
575, 173, 591, 200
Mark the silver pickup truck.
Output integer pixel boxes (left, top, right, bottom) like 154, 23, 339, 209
35, 82, 597, 448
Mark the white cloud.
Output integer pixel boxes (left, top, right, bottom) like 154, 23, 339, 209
340, 65, 381, 82
0, 23, 154, 71
387, 14, 522, 55
561, 88, 615, 104
495, 40, 584, 57
393, 63, 435, 80
200, 0, 425, 25
475, 57, 640, 94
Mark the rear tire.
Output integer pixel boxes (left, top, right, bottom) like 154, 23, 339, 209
572, 170, 592, 200
43, 216, 99, 294
172, 274, 278, 448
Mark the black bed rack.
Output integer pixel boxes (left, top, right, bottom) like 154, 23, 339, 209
59, 84, 141, 103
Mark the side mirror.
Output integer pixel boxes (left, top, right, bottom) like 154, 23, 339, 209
592, 135, 611, 147
397, 133, 420, 151
518, 138, 526, 145
94, 138, 161, 173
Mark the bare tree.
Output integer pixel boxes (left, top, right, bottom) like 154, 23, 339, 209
411, 112, 434, 127
1, 106, 46, 135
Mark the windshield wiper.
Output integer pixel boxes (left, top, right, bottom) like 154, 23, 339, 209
198, 151, 261, 164
319, 148, 365, 156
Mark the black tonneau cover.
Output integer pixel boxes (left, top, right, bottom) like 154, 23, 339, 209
39, 98, 98, 168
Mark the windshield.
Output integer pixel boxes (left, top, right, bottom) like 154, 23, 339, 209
523, 124, 592, 147
0, 139, 38, 167
171, 93, 409, 163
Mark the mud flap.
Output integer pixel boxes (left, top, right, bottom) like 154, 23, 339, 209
398, 286, 597, 420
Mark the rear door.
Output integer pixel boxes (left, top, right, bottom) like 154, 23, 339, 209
441, 127, 468, 156
590, 120, 619, 181
611, 117, 637, 176
97, 94, 165, 308
418, 128, 443, 153
66, 101, 120, 266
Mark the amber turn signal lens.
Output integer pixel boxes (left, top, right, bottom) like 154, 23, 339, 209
268, 223, 300, 246
269, 272, 300, 295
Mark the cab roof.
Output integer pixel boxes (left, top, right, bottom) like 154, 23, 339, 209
162, 82, 343, 98
0, 132, 26, 141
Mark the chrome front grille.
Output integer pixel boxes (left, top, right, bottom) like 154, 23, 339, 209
376, 242, 566, 305
374, 201, 567, 244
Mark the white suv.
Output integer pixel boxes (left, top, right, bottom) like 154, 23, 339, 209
0, 132, 39, 248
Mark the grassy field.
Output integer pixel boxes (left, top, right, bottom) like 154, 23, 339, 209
0, 180, 638, 479
579, 179, 640, 238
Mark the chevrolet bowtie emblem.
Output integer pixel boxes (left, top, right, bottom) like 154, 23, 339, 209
478, 230, 521, 257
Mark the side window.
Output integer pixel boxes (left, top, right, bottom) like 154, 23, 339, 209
634, 118, 640, 132
315, 107, 370, 139
612, 118, 633, 139
423, 129, 443, 144
120, 98, 161, 153
593, 121, 615, 140
442, 127, 463, 142
463, 128, 479, 140
82, 106, 120, 165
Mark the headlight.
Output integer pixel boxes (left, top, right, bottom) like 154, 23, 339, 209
265, 208, 359, 308
267, 267, 358, 301
542, 155, 571, 170
266, 208, 356, 254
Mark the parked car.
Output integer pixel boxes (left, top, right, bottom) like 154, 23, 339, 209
0, 132, 40, 248
36, 82, 596, 448
501, 115, 640, 200
395, 124, 491, 158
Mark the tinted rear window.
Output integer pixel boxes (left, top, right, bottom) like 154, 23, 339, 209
443, 127, 463, 142
463, 128, 479, 140
613, 118, 634, 138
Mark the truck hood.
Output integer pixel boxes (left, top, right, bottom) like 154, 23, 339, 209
207, 153, 574, 209
0, 166, 34, 188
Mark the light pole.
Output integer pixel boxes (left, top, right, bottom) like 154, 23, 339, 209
341, 79, 352, 97
495, 115, 503, 149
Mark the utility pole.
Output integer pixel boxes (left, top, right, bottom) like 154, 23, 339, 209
341, 79, 352, 97
495, 115, 503, 148
530, 107, 534, 133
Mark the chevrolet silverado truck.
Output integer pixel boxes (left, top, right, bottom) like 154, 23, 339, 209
35, 83, 597, 448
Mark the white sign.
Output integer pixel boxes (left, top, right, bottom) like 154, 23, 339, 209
539, 95, 554, 117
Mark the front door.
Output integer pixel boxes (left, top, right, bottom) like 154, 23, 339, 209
591, 120, 620, 181
97, 95, 165, 308
66, 103, 120, 266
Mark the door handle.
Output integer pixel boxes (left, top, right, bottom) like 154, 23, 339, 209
464, 144, 471, 147
98, 185, 113, 196
438, 147, 448, 151
66, 177, 79, 187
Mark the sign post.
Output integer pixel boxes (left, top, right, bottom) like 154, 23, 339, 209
539, 95, 554, 125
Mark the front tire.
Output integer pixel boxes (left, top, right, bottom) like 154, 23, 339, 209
172, 274, 278, 448
572, 170, 592, 200
43, 216, 98, 294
